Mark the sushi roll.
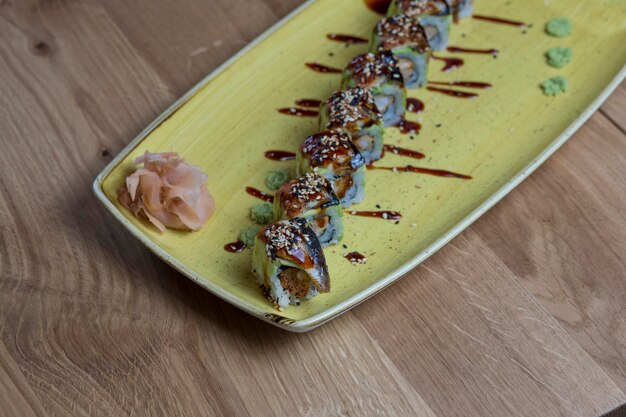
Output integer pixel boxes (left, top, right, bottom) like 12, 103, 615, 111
341, 52, 407, 126
447, 0, 472, 19
296, 128, 366, 208
319, 87, 385, 164
369, 15, 431, 89
252, 218, 330, 310
387, 0, 452, 51
274, 173, 344, 247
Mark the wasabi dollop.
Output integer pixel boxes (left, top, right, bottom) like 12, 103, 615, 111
265, 169, 290, 191
546, 18, 572, 37
239, 226, 260, 247
546, 47, 573, 68
250, 203, 274, 224
541, 76, 569, 96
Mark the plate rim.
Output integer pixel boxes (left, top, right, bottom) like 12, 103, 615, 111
93, 0, 626, 332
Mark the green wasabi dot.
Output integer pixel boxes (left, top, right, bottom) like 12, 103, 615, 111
541, 76, 569, 96
250, 203, 274, 224
239, 226, 260, 247
545, 47, 572, 68
546, 18, 572, 37
265, 169, 290, 191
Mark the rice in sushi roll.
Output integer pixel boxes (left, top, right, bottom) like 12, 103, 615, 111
252, 218, 330, 310
274, 173, 344, 247
341, 52, 407, 127
319, 87, 385, 164
370, 15, 431, 89
296, 128, 366, 208
387, 0, 452, 51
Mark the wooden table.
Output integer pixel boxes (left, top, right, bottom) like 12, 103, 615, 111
1, 1, 625, 416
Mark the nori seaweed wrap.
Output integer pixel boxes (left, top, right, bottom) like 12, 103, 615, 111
296, 128, 366, 208
319, 87, 385, 164
369, 15, 431, 89
252, 219, 330, 310
274, 173, 344, 247
387, 0, 452, 51
341, 52, 407, 126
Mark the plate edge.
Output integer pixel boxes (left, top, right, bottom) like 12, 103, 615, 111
92, 2, 626, 332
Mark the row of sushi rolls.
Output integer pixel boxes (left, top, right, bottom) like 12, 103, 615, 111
120, 0, 473, 310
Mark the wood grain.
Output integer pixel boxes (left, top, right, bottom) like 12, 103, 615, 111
0, 0, 625, 416
476, 114, 626, 392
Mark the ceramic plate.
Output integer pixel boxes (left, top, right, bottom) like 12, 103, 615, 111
94, 0, 626, 331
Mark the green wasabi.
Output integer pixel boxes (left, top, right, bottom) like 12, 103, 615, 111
265, 169, 290, 191
546, 18, 572, 37
546, 47, 572, 68
541, 76, 569, 96
250, 203, 274, 225
239, 225, 260, 247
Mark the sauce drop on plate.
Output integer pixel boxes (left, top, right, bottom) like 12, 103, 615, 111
368, 165, 472, 179
245, 187, 274, 202
305, 62, 342, 74
363, 0, 392, 14
396, 119, 422, 134
426, 86, 478, 99
447, 46, 499, 56
278, 107, 319, 117
224, 241, 246, 253
472, 14, 527, 27
429, 80, 492, 89
265, 150, 296, 161
383, 144, 425, 160
431, 55, 465, 72
294, 99, 322, 108
406, 98, 425, 113
327, 33, 368, 44
348, 210, 402, 220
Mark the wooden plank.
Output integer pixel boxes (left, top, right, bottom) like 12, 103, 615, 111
355, 227, 624, 417
0, 341, 49, 417
471, 112, 626, 392
0, 1, 180, 415
99, 0, 299, 98
0, 0, 624, 415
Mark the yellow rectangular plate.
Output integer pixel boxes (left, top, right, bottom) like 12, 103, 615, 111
94, 0, 626, 331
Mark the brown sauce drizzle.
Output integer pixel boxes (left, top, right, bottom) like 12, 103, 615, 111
396, 119, 422, 134
447, 46, 499, 56
426, 86, 478, 99
472, 14, 527, 27
348, 210, 402, 220
344, 252, 367, 264
327, 33, 368, 44
224, 241, 246, 253
294, 99, 322, 108
265, 150, 296, 161
428, 80, 492, 89
368, 165, 472, 179
305, 62, 342, 74
431, 55, 464, 72
245, 187, 274, 202
363, 0, 392, 14
383, 144, 425, 160
406, 97, 425, 113
278, 107, 319, 117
